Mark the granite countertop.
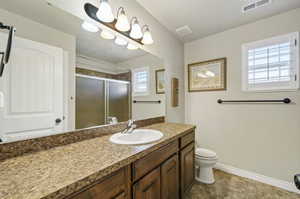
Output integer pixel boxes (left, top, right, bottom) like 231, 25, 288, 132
0, 123, 195, 199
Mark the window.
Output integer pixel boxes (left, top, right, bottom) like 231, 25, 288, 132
242, 32, 299, 91
132, 67, 150, 96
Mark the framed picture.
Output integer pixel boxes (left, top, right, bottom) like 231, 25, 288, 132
188, 58, 226, 92
155, 69, 165, 94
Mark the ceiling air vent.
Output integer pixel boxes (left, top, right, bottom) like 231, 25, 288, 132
242, 0, 272, 13
256, 0, 272, 7
176, 25, 192, 37
242, 2, 256, 12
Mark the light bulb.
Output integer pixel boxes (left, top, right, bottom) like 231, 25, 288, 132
101, 30, 115, 40
81, 21, 99, 32
129, 17, 143, 39
142, 26, 154, 45
127, 43, 139, 50
115, 7, 130, 32
96, 0, 114, 23
115, 37, 128, 46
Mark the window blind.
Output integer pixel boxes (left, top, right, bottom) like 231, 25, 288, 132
242, 32, 299, 91
248, 42, 294, 84
132, 67, 149, 95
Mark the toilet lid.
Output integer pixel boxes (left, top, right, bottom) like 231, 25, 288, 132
195, 148, 217, 158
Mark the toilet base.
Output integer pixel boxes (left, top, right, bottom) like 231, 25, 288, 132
195, 167, 215, 184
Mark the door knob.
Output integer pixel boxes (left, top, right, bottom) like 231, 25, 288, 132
55, 118, 62, 124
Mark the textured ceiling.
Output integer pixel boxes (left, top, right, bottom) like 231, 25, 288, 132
136, 0, 300, 42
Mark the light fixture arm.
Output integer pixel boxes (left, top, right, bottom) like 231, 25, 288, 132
117, 7, 125, 18
130, 17, 138, 25
142, 25, 150, 32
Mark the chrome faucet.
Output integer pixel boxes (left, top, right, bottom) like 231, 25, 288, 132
121, 119, 136, 134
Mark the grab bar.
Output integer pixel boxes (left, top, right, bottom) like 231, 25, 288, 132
133, 100, 161, 104
217, 98, 291, 104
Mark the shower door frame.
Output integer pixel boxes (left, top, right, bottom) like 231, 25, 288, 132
76, 74, 131, 127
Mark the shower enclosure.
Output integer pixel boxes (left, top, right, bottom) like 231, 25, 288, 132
76, 74, 131, 129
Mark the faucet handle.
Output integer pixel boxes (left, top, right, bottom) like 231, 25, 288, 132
127, 119, 133, 127
128, 119, 135, 126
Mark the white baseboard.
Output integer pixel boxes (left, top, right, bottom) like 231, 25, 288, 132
214, 163, 300, 194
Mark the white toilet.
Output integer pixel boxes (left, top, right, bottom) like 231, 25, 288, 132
195, 148, 218, 184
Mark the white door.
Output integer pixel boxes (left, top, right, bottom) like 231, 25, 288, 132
0, 33, 64, 142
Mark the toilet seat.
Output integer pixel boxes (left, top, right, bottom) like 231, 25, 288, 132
196, 155, 218, 160
195, 148, 217, 159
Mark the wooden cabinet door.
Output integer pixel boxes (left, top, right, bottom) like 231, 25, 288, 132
68, 167, 130, 199
180, 143, 195, 198
161, 154, 179, 199
133, 167, 161, 199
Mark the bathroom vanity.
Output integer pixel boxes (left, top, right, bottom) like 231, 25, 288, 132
0, 123, 195, 199
66, 130, 195, 199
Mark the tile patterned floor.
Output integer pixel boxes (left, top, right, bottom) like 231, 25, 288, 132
186, 169, 300, 199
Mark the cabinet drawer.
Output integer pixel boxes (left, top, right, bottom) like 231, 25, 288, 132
180, 131, 195, 149
132, 140, 178, 181
68, 167, 129, 199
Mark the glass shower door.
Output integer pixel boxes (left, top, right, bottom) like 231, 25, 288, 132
76, 76, 106, 129
107, 81, 130, 123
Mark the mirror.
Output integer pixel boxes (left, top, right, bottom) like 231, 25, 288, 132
0, 0, 165, 143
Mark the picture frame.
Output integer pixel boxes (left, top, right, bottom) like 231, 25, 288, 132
155, 69, 165, 94
188, 58, 227, 92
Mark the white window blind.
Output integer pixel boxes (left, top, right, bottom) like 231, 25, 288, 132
132, 67, 149, 96
242, 32, 299, 91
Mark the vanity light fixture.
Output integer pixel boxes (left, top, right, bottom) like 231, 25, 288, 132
115, 37, 128, 46
84, 3, 154, 45
127, 43, 139, 50
142, 25, 154, 45
129, 17, 143, 39
96, 0, 114, 23
101, 29, 115, 40
81, 21, 99, 32
115, 7, 130, 32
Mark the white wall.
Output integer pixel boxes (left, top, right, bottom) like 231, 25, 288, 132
48, 0, 185, 123
0, 8, 76, 130
76, 54, 125, 74
185, 8, 300, 183
118, 54, 165, 120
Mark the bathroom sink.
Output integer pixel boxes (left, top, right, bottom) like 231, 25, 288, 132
109, 129, 163, 145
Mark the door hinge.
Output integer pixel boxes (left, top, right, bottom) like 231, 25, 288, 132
295, 39, 298, 47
